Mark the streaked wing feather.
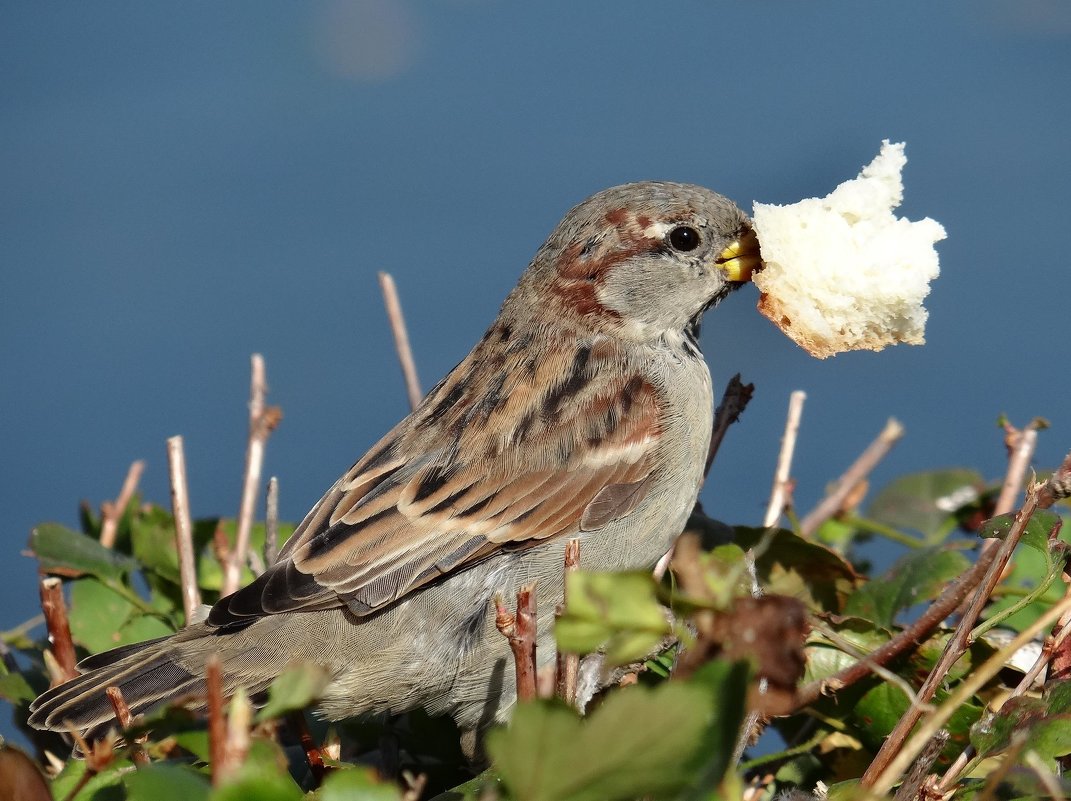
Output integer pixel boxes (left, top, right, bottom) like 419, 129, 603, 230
207, 337, 664, 628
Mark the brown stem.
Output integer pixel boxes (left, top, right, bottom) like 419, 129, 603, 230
106, 686, 149, 767
224, 354, 282, 596
166, 435, 202, 624
206, 657, 226, 786
39, 577, 77, 684
704, 374, 754, 478
556, 539, 581, 706
795, 542, 999, 709
799, 418, 904, 537
99, 459, 145, 548
496, 583, 538, 702
288, 711, 327, 785
860, 484, 1046, 789
378, 271, 423, 412
764, 391, 806, 528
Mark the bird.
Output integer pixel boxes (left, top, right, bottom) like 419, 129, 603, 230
29, 181, 761, 747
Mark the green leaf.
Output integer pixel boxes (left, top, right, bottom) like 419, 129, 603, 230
68, 577, 137, 653
131, 507, 183, 584
0, 667, 37, 704
980, 509, 1062, 555
210, 740, 303, 801
124, 763, 211, 801
842, 547, 970, 628
118, 613, 176, 646
29, 522, 135, 580
732, 527, 858, 613
255, 663, 331, 722
49, 754, 129, 800
867, 468, 985, 537
555, 571, 671, 666
319, 767, 403, 801
488, 662, 748, 801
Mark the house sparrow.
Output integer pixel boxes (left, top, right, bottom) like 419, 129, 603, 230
29, 181, 760, 743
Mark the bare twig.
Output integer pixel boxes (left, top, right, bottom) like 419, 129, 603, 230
799, 418, 904, 537
99, 459, 145, 548
795, 542, 1000, 709
166, 435, 201, 624
556, 539, 581, 706
106, 686, 149, 767
892, 729, 948, 801
994, 425, 1039, 517
264, 475, 280, 567
861, 483, 1049, 789
495, 583, 538, 702
224, 354, 282, 597
39, 578, 77, 684
704, 374, 754, 477
378, 271, 423, 412
206, 657, 226, 786
868, 590, 1071, 797
764, 391, 806, 528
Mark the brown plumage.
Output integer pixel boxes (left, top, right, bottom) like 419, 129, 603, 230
30, 181, 758, 744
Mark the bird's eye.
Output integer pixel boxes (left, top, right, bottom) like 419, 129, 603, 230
667, 225, 701, 252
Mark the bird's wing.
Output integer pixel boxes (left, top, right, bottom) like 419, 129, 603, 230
208, 335, 666, 627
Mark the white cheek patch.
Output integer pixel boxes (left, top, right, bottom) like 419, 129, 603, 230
641, 221, 672, 240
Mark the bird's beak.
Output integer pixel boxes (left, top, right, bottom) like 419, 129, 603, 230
714, 225, 762, 283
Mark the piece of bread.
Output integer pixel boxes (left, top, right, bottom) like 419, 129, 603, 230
751, 141, 946, 359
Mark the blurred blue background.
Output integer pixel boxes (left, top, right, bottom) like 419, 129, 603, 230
2, 0, 1069, 715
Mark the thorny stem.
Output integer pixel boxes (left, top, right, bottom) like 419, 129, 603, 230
224, 353, 281, 597
379, 271, 424, 412
556, 539, 581, 707
39, 577, 77, 684
794, 542, 999, 709
206, 657, 226, 786
704, 374, 754, 478
495, 583, 538, 702
861, 476, 1055, 790
166, 435, 202, 624
799, 418, 904, 537
867, 591, 1071, 797
106, 686, 149, 767
288, 711, 327, 785
763, 390, 806, 528
99, 459, 145, 549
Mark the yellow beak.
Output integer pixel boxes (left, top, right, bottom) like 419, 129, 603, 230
715, 226, 762, 283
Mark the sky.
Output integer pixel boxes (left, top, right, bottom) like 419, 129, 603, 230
2, 0, 1070, 722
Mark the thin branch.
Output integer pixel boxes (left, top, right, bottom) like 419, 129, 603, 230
867, 590, 1071, 797
495, 583, 538, 702
378, 271, 423, 412
556, 539, 581, 707
166, 435, 201, 625
264, 475, 280, 567
861, 483, 1047, 789
106, 686, 149, 767
892, 729, 948, 801
223, 354, 282, 596
799, 418, 904, 537
994, 426, 1039, 516
206, 657, 226, 786
704, 374, 754, 478
795, 541, 999, 708
99, 459, 145, 548
764, 391, 806, 528
39, 578, 77, 684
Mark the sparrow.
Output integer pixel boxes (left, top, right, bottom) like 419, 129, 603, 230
29, 181, 761, 744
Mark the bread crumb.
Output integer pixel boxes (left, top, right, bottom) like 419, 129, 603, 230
751, 141, 946, 359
